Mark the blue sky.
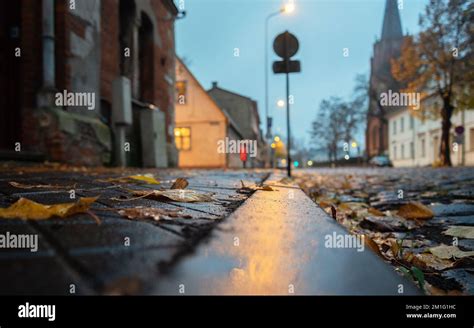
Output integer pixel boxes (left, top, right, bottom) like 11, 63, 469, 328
176, 0, 429, 149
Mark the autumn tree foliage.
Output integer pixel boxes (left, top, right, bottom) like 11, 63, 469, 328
391, 0, 473, 166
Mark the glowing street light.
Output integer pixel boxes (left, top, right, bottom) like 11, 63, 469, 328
271, 143, 276, 149
274, 136, 281, 142
307, 160, 313, 166
277, 99, 285, 108
351, 141, 358, 148
264, 1, 296, 139
283, 0, 295, 14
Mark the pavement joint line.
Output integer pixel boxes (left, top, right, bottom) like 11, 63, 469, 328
28, 220, 100, 294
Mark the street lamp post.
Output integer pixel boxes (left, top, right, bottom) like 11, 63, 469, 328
264, 2, 294, 140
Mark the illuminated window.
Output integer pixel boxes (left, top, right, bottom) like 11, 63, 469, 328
176, 81, 187, 104
174, 127, 191, 150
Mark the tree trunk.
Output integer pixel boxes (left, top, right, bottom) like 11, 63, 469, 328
439, 99, 453, 166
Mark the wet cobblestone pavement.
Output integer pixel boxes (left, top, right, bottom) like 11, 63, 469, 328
0, 162, 268, 295
295, 167, 474, 295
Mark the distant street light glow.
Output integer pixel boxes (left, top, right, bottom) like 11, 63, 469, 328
351, 142, 358, 148
283, 1, 295, 14
344, 154, 350, 160
271, 143, 276, 149
274, 136, 281, 142
277, 99, 285, 107
307, 160, 313, 166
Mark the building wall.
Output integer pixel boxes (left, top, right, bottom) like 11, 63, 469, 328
175, 59, 227, 168
388, 106, 474, 167
101, 0, 178, 167
8, 0, 178, 167
18, 0, 111, 165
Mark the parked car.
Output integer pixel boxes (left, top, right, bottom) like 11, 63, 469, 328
369, 155, 393, 167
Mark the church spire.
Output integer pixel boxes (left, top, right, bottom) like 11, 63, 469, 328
381, 0, 403, 40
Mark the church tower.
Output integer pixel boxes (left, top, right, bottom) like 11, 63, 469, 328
366, 0, 404, 158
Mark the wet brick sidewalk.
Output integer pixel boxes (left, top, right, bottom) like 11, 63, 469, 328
0, 163, 269, 295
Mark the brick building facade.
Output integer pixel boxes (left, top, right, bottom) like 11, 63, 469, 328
0, 0, 179, 167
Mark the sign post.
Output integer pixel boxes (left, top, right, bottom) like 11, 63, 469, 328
455, 125, 465, 166
272, 31, 301, 177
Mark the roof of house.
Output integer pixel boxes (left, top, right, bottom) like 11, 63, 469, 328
208, 82, 262, 126
175, 58, 244, 139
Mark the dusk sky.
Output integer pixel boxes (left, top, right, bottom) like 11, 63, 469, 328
176, 0, 430, 149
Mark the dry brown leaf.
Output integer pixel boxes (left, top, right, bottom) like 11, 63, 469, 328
397, 202, 434, 220
364, 235, 384, 258
390, 239, 401, 259
131, 189, 214, 203
368, 207, 385, 216
9, 181, 75, 190
318, 200, 334, 208
0, 197, 98, 220
257, 185, 274, 191
170, 177, 189, 189
411, 253, 454, 271
118, 207, 191, 221
429, 245, 474, 260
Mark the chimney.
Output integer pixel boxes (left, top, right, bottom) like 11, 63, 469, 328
212, 81, 218, 88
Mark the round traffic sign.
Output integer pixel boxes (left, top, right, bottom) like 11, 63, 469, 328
273, 31, 299, 59
455, 126, 464, 135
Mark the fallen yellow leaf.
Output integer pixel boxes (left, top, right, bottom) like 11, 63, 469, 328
131, 189, 214, 203
128, 175, 160, 185
397, 202, 434, 220
0, 197, 98, 220
97, 174, 160, 185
